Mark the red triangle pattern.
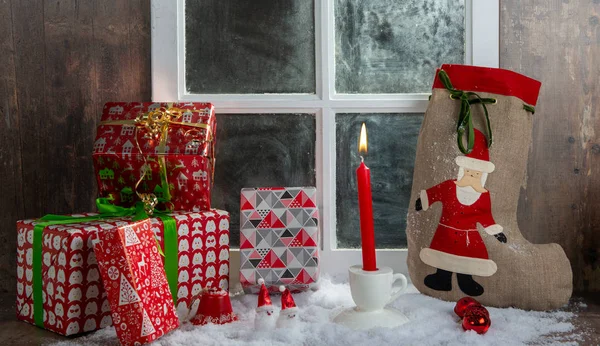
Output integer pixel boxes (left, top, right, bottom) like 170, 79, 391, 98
289, 238, 302, 247
292, 229, 317, 247
240, 239, 254, 249
256, 211, 286, 229
289, 194, 302, 208
302, 230, 317, 247
257, 250, 286, 269
241, 195, 254, 210
303, 197, 316, 208
271, 256, 285, 269
292, 269, 313, 284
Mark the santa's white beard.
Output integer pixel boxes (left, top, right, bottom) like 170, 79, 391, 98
456, 185, 482, 205
276, 310, 297, 328
254, 309, 276, 330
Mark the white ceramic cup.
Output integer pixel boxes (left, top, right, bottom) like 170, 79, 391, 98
348, 265, 408, 312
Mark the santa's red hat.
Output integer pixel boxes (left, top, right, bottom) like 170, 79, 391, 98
279, 286, 298, 313
256, 278, 273, 311
455, 129, 495, 173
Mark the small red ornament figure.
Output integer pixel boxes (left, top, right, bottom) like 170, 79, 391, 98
255, 278, 275, 330
462, 305, 491, 334
191, 288, 237, 326
454, 297, 482, 318
277, 286, 299, 328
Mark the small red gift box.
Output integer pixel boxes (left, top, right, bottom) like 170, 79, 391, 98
93, 102, 216, 211
92, 219, 179, 345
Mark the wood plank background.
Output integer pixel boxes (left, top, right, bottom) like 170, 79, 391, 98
0, 0, 598, 297
0, 0, 151, 296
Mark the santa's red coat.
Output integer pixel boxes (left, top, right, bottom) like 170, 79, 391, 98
419, 180, 499, 277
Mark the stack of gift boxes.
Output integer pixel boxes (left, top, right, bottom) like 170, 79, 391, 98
15, 103, 230, 345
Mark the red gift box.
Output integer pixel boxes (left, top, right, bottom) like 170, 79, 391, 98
93, 102, 216, 211
16, 209, 230, 336
92, 219, 179, 345
16, 213, 113, 336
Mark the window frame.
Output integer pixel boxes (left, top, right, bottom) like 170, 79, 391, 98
150, 0, 499, 276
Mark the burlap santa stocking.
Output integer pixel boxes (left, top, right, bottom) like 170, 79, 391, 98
406, 64, 572, 310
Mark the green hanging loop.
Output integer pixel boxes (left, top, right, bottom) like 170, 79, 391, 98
437, 69, 496, 154
523, 104, 535, 114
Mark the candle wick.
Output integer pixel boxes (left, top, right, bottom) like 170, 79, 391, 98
360, 156, 364, 163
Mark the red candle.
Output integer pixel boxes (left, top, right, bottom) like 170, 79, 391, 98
356, 123, 377, 271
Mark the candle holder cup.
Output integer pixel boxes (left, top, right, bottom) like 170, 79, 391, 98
333, 265, 409, 330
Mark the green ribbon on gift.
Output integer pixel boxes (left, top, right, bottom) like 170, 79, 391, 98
156, 214, 178, 303
32, 198, 179, 328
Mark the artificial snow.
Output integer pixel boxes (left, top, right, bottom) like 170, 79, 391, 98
53, 278, 582, 346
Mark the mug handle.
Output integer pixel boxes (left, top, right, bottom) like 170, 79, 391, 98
388, 273, 408, 304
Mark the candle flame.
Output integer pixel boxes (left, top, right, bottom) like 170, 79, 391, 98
359, 123, 368, 154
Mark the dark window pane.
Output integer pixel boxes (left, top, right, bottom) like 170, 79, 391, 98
211, 114, 316, 247
335, 0, 465, 93
185, 1, 316, 94
336, 113, 423, 248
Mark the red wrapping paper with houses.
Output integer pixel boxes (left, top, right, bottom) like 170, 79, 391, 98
15, 209, 230, 336
92, 219, 179, 346
92, 102, 216, 211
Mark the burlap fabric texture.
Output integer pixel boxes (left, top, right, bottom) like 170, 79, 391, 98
406, 64, 572, 311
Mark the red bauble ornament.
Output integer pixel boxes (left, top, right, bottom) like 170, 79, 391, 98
462, 306, 491, 334
454, 297, 481, 318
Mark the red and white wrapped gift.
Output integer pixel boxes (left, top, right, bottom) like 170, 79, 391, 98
16, 209, 230, 335
92, 219, 179, 345
93, 102, 216, 211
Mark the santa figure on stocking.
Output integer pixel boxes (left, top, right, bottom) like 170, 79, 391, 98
415, 129, 507, 297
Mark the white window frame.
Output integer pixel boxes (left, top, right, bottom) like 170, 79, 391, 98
151, 0, 499, 278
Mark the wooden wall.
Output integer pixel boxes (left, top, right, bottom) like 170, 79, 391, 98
0, 0, 598, 296
0, 0, 151, 295
502, 0, 600, 292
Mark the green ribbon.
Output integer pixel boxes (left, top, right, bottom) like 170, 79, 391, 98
32, 199, 178, 328
437, 69, 497, 154
157, 215, 178, 303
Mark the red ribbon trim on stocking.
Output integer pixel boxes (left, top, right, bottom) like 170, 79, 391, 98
432, 64, 541, 106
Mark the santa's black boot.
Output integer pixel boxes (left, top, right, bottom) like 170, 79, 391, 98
457, 274, 484, 296
424, 269, 452, 291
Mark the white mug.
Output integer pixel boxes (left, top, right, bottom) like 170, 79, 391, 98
349, 265, 408, 312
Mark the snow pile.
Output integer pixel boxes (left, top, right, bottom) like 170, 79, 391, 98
53, 278, 581, 346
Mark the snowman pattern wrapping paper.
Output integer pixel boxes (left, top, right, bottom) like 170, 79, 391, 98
15, 209, 230, 336
92, 219, 179, 346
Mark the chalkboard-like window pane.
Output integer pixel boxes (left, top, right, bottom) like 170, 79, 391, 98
185, 1, 316, 94
336, 113, 423, 248
211, 114, 316, 246
335, 0, 465, 94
